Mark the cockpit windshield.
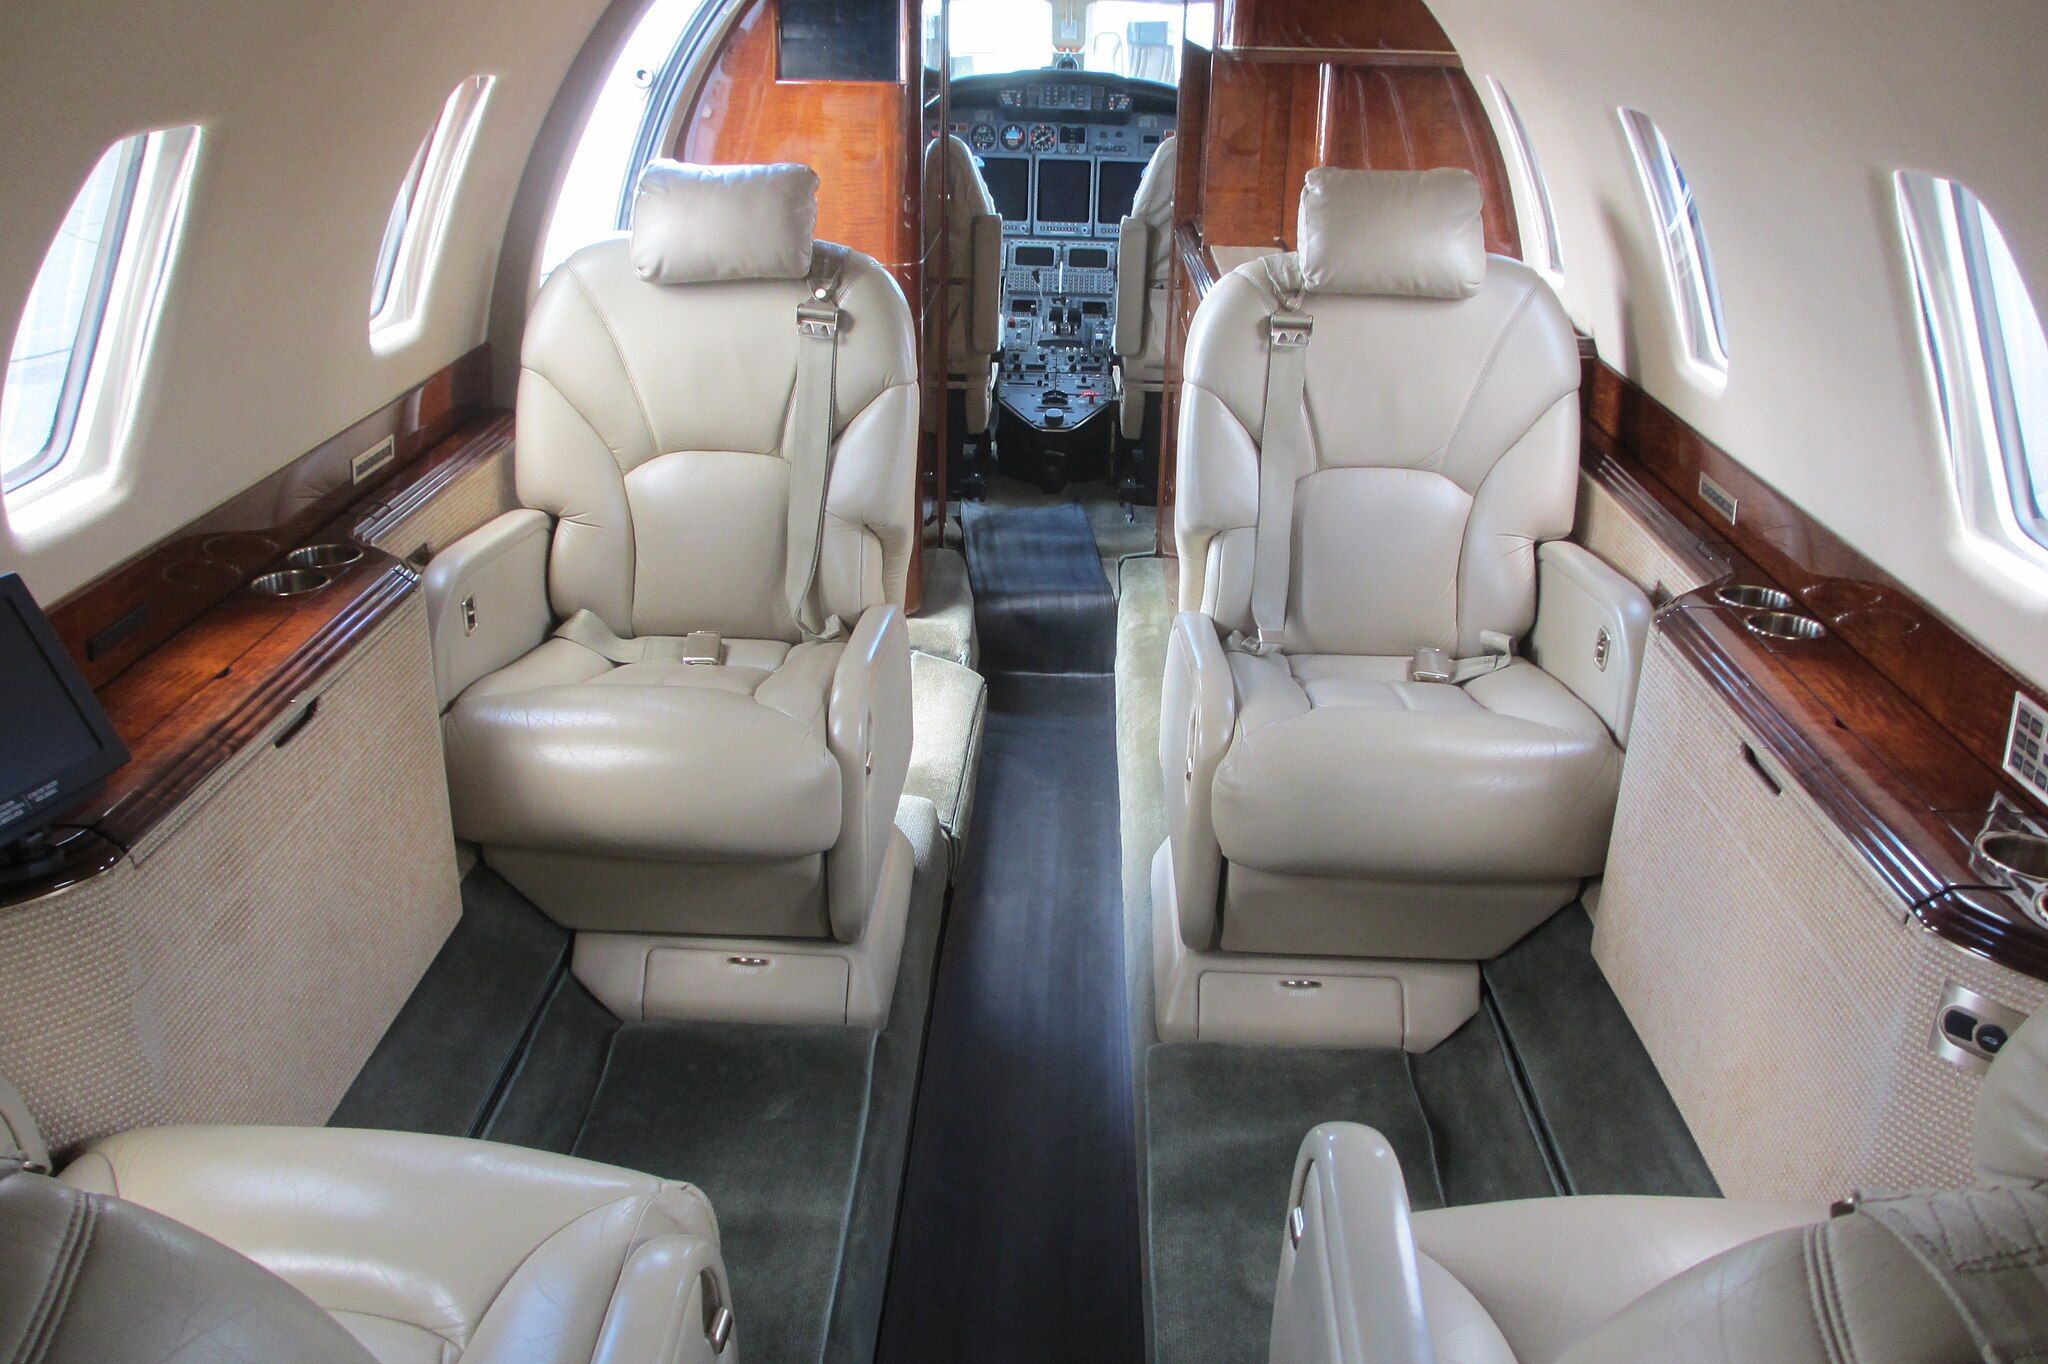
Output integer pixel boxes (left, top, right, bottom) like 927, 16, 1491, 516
941, 0, 1209, 86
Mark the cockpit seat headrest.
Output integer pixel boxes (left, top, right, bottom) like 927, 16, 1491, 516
1297, 166, 1486, 300
630, 160, 820, 286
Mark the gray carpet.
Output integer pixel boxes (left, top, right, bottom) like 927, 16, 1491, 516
1146, 1043, 1437, 1364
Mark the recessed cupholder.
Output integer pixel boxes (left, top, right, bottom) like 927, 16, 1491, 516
1716, 583, 1793, 611
250, 568, 331, 598
1976, 830, 2048, 884
285, 542, 364, 570
1743, 610, 1827, 642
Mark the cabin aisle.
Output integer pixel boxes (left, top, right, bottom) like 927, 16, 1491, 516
878, 500, 1145, 1361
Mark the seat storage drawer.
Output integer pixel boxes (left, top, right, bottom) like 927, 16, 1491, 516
645, 948, 850, 1025
1197, 971, 1404, 1047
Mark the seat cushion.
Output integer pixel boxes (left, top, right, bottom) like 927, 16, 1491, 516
1410, 1196, 1822, 1364
59, 1126, 723, 1364
1211, 654, 1622, 883
445, 634, 843, 862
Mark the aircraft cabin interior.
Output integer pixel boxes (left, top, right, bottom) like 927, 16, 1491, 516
5, 0, 2048, 1360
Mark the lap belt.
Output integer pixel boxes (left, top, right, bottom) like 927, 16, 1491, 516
1410, 632, 1517, 684
1237, 254, 1312, 657
554, 610, 722, 666
786, 242, 849, 643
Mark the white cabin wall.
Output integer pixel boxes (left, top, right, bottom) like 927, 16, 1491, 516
0, 0, 623, 603
1429, 0, 2048, 685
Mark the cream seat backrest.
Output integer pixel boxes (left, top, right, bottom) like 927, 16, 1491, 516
932, 134, 1002, 382
521, 160, 918, 644
1113, 135, 1177, 371
1175, 167, 1580, 660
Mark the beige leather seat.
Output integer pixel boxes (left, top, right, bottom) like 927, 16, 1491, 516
932, 134, 1003, 436
1112, 136, 1175, 441
1271, 1008, 2048, 1363
429, 162, 916, 944
1163, 167, 1634, 970
4, 1124, 737, 1362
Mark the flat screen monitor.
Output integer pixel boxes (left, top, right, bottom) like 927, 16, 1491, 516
1067, 245, 1110, 269
0, 573, 128, 850
981, 157, 1030, 224
1013, 244, 1057, 268
1035, 158, 1092, 224
1096, 160, 1145, 224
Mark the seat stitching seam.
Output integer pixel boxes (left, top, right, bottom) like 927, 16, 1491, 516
1437, 280, 1539, 472
17, 1194, 90, 1364
561, 267, 662, 462
1454, 391, 1575, 651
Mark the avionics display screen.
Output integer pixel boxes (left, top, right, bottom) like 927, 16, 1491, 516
981, 157, 1030, 223
0, 575, 127, 842
1035, 158, 1092, 223
1068, 246, 1110, 269
1013, 245, 1057, 267
1096, 160, 1145, 224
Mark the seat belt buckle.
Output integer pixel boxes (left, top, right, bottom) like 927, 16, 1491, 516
797, 301, 840, 339
681, 631, 723, 666
1269, 314, 1313, 348
1411, 647, 1453, 684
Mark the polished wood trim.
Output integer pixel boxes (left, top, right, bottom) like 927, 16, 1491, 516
49, 346, 490, 689
4, 551, 421, 909
1221, 46, 1461, 67
1218, 0, 1454, 55
1585, 359, 2048, 786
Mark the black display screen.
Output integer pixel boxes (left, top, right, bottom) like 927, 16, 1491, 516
0, 574, 128, 844
1068, 246, 1110, 269
1013, 245, 1057, 267
1035, 158, 1092, 223
1097, 160, 1145, 224
981, 157, 1030, 224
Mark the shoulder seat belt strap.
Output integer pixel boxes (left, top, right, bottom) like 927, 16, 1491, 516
1240, 253, 1312, 656
786, 242, 849, 643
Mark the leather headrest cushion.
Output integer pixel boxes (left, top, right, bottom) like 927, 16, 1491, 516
1298, 167, 1486, 299
1973, 1006, 2048, 1185
631, 161, 819, 285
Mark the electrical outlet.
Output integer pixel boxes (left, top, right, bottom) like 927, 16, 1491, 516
2005, 691, 2048, 808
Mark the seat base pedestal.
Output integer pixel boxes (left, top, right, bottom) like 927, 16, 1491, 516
1152, 842, 1478, 1052
573, 827, 914, 1029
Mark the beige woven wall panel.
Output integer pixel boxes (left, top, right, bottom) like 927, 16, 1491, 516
1573, 472, 1711, 603
365, 445, 517, 559
0, 593, 460, 1157
1594, 628, 2043, 1201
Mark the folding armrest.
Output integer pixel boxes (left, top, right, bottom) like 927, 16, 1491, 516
1159, 610, 1235, 949
1529, 541, 1653, 745
828, 603, 913, 943
1270, 1122, 1436, 1364
422, 509, 553, 710
591, 1232, 737, 1364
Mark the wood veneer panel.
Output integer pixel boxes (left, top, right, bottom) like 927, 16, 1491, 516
1202, 56, 1314, 248
1585, 360, 2048, 783
1218, 0, 1454, 58
1173, 43, 1211, 230
49, 347, 489, 689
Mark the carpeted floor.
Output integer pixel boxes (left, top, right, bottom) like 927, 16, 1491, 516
880, 498, 1146, 1362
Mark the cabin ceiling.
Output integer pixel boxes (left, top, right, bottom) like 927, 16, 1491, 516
1, 0, 2045, 684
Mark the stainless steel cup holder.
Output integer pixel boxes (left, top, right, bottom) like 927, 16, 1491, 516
1716, 583, 1793, 611
250, 568, 330, 597
1976, 830, 2048, 884
285, 542, 365, 570
1743, 609, 1827, 642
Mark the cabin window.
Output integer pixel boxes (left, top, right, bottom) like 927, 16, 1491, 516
1619, 109, 1728, 376
2, 127, 201, 499
1897, 173, 2048, 558
1489, 80, 1562, 275
370, 75, 494, 350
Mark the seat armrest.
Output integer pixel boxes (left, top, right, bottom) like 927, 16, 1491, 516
827, 604, 913, 943
423, 509, 553, 710
1160, 611, 1235, 949
1529, 541, 1652, 745
1114, 217, 1151, 357
1270, 1123, 1435, 1364
591, 1233, 736, 1364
